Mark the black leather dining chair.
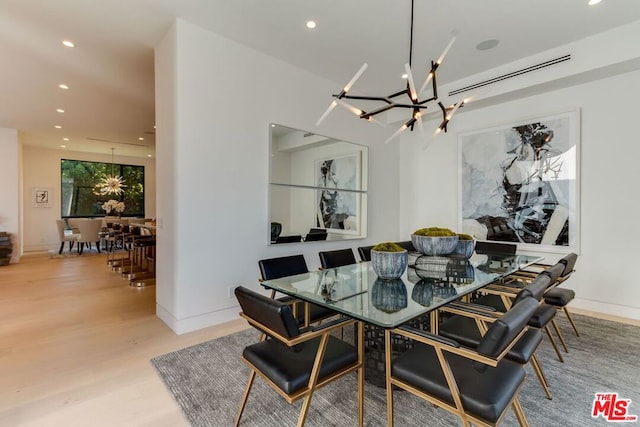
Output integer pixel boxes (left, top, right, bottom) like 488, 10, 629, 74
475, 241, 517, 255
385, 296, 539, 426
541, 253, 580, 336
394, 240, 416, 252
357, 245, 374, 262
439, 275, 553, 399
475, 269, 568, 362
318, 248, 356, 269
234, 286, 364, 427
258, 255, 335, 326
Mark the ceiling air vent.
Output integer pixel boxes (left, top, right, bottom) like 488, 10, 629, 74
448, 54, 571, 97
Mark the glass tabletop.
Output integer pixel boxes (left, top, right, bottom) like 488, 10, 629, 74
261, 252, 543, 328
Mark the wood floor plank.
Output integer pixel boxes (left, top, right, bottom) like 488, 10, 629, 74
0, 253, 247, 427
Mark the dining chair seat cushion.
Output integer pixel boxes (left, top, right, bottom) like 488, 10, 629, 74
527, 304, 556, 329
391, 343, 525, 424
439, 316, 543, 365
543, 287, 575, 306
243, 335, 358, 395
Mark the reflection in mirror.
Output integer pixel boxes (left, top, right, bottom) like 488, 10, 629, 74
269, 124, 368, 244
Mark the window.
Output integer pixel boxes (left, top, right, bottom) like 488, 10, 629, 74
61, 159, 145, 218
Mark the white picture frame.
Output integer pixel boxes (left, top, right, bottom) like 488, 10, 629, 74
458, 109, 580, 253
32, 187, 53, 208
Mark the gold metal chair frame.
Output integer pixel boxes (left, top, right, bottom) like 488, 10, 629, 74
384, 325, 529, 427
479, 281, 569, 363
440, 302, 552, 400
235, 314, 364, 427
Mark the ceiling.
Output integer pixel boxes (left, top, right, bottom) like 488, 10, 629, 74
2, 0, 639, 158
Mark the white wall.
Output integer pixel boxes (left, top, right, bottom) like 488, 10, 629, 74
400, 69, 640, 320
21, 145, 156, 252
154, 19, 400, 333
0, 128, 20, 262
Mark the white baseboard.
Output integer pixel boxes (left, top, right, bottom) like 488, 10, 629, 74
156, 303, 240, 335
571, 298, 640, 326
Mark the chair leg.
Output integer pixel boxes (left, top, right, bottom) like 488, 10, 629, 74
563, 307, 581, 337
551, 319, 569, 353
59, 242, 65, 255
385, 329, 394, 427
234, 370, 256, 427
544, 326, 564, 362
530, 354, 552, 400
296, 334, 329, 427
512, 397, 530, 427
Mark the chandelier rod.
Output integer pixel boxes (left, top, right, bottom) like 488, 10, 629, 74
409, 0, 414, 68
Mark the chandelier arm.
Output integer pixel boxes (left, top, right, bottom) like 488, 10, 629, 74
339, 94, 394, 103
361, 104, 396, 118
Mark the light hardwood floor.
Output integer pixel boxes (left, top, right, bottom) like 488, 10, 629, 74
0, 252, 248, 427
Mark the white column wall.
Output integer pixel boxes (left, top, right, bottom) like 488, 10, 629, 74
399, 69, 640, 320
0, 128, 20, 263
154, 20, 400, 333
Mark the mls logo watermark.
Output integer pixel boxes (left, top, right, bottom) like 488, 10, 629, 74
592, 393, 638, 422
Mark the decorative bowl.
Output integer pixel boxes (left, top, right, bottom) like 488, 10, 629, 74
371, 278, 408, 313
453, 239, 476, 259
371, 249, 408, 280
410, 234, 459, 256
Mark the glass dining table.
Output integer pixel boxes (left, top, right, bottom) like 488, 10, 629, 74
261, 252, 543, 329
260, 251, 543, 386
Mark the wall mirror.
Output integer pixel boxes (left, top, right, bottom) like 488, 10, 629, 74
269, 123, 368, 244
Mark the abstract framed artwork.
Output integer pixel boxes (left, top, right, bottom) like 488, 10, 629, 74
458, 109, 580, 253
32, 187, 52, 208
315, 152, 362, 235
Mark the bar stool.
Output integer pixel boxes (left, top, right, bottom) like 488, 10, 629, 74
129, 228, 156, 287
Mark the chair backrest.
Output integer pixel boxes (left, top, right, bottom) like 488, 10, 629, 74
475, 241, 517, 255
559, 253, 578, 277
234, 286, 300, 340
55, 220, 66, 240
395, 241, 416, 252
474, 296, 538, 372
514, 274, 551, 304
357, 245, 374, 262
270, 222, 282, 241
258, 255, 308, 281
540, 263, 565, 284
304, 231, 327, 241
319, 248, 356, 269
74, 219, 103, 242
274, 235, 302, 244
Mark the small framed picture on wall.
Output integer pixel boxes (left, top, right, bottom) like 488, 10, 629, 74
32, 187, 52, 208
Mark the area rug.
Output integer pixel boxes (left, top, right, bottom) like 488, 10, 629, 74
151, 315, 640, 426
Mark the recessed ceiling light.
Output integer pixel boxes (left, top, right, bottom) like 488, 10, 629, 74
588, 0, 602, 5
54, 125, 62, 129
60, 144, 67, 148
147, 154, 152, 158
63, 137, 69, 141
59, 84, 69, 90
476, 39, 500, 51
62, 40, 75, 48
306, 21, 317, 29
56, 108, 65, 113
401, 73, 408, 79
138, 137, 144, 141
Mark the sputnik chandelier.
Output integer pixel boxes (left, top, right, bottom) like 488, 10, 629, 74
94, 148, 126, 195
316, 0, 469, 143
